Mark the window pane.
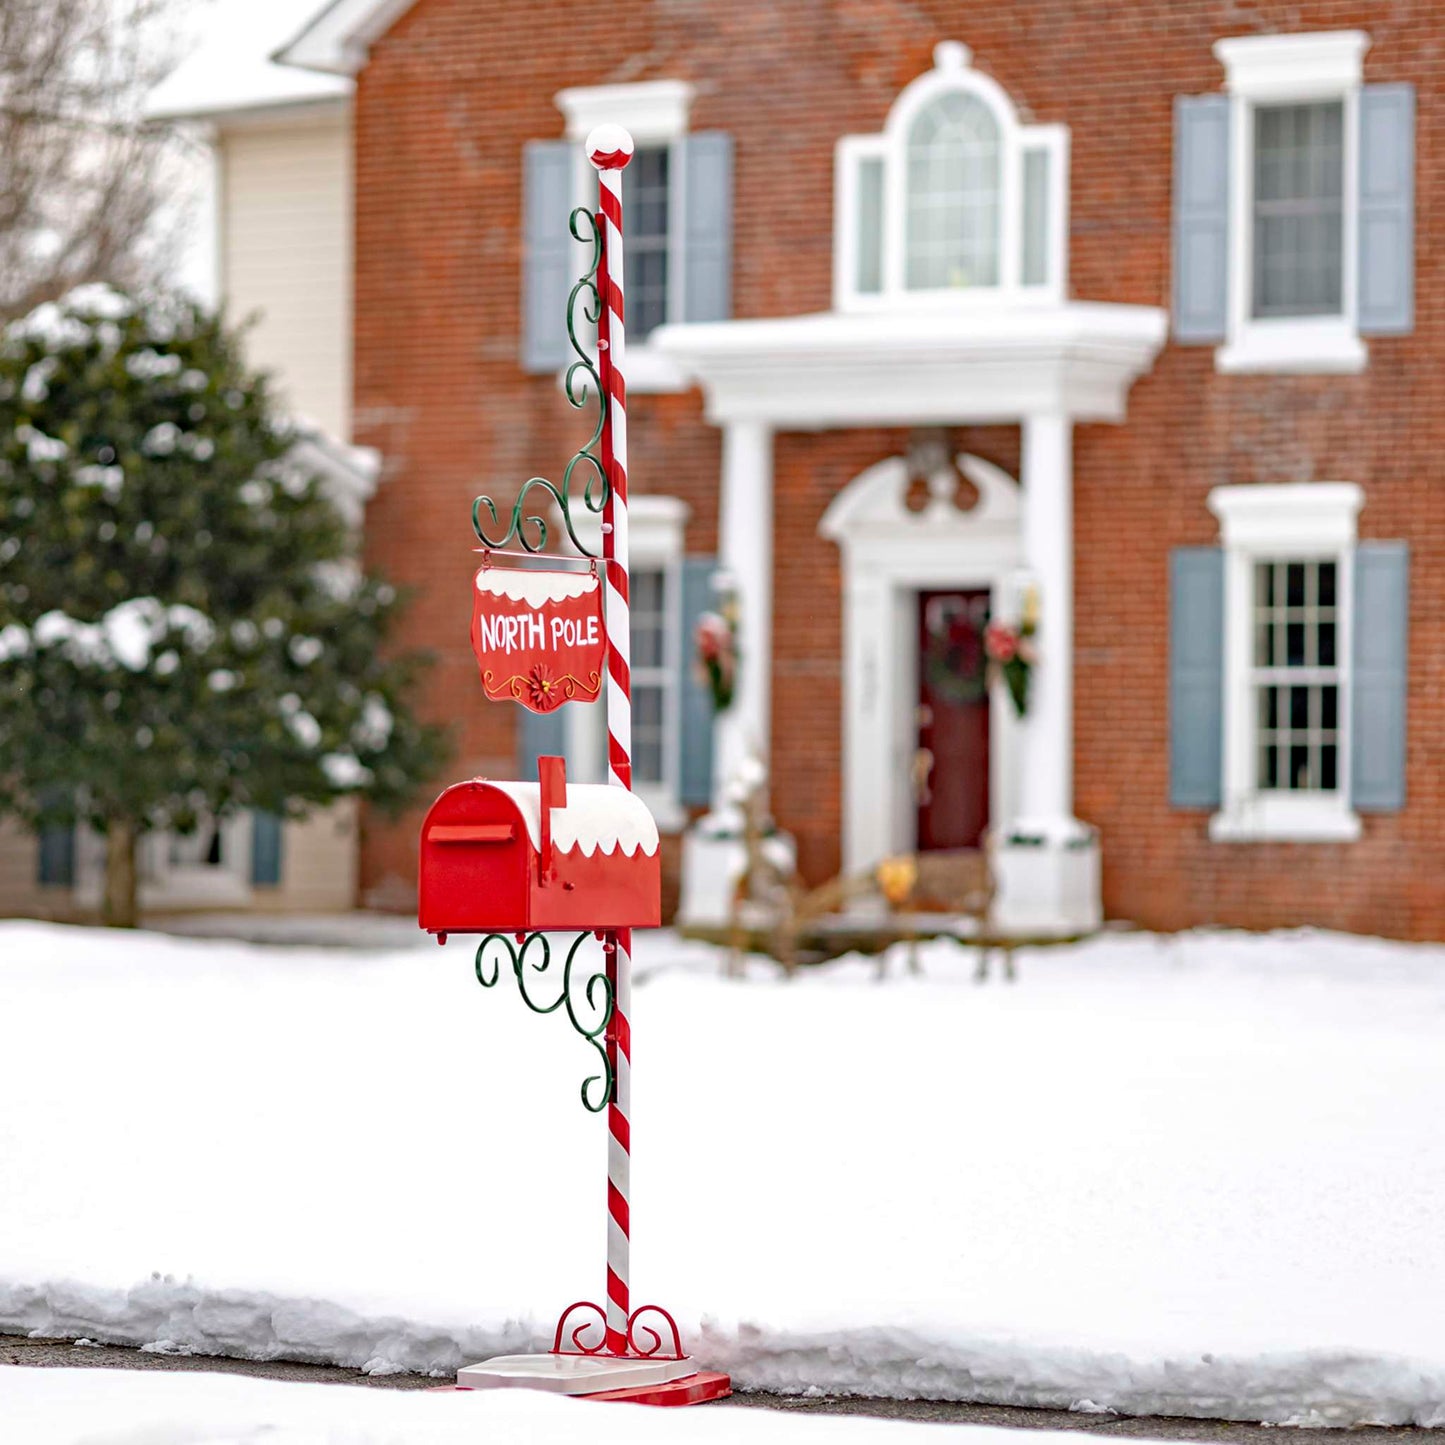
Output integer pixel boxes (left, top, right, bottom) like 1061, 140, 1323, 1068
630, 569, 666, 669
623, 146, 669, 340
1021, 147, 1049, 286
633, 684, 664, 785
905, 92, 1001, 289
1259, 739, 1279, 789
1318, 561, 1336, 606
1321, 743, 1338, 790
1322, 685, 1338, 731
1252, 101, 1344, 318
856, 156, 884, 294
1286, 562, 1306, 606
1289, 685, 1309, 730
1288, 742, 1310, 790
1257, 562, 1275, 607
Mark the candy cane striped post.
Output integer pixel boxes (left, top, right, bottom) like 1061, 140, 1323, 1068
588, 122, 634, 1359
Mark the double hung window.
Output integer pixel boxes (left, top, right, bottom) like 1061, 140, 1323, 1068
1173, 29, 1413, 373
1207, 483, 1363, 841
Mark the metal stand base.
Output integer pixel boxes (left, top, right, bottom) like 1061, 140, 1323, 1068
451, 1299, 732, 1406
456, 1352, 696, 1395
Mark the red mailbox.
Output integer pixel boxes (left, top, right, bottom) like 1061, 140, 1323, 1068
419, 756, 660, 937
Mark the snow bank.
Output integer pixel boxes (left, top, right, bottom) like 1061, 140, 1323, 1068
2, 922, 1444, 1426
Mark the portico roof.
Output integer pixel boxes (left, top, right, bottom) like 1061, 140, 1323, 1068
652, 302, 1168, 428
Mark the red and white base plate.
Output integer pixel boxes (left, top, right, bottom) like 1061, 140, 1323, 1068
453, 1354, 731, 1405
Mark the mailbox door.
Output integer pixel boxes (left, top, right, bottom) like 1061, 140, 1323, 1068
419, 786, 530, 933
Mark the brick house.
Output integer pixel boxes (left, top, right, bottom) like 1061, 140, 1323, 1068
271, 0, 1432, 938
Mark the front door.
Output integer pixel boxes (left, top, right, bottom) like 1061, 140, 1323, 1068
916, 590, 990, 851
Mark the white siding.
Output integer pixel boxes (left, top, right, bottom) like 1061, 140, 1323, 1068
220, 112, 353, 439
0, 109, 364, 922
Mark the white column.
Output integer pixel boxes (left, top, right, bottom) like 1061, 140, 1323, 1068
714, 419, 774, 802
1017, 413, 1084, 842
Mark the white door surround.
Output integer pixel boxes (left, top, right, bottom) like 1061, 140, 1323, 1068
661, 298, 1165, 935
821, 452, 1025, 875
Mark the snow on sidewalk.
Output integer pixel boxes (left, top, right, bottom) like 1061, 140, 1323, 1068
1, 920, 1443, 1426
0, 1366, 980, 1445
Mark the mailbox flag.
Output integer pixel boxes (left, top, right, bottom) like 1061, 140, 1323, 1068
471, 567, 608, 713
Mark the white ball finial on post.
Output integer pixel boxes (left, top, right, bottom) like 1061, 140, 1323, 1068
586, 123, 635, 172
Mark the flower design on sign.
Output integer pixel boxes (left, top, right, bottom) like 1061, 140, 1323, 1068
526, 663, 560, 712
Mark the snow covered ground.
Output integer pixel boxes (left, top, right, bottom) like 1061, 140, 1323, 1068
0, 1367, 1067, 1445
1, 920, 1443, 1427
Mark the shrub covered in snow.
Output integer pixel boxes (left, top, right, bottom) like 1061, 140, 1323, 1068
0, 285, 447, 923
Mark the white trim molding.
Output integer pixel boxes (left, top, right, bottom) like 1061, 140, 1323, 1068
654, 302, 1166, 427
833, 40, 1068, 313
821, 452, 1025, 875
555, 81, 694, 395
75, 814, 256, 911
1215, 31, 1368, 101
555, 80, 695, 146
275, 0, 419, 76
1213, 31, 1371, 375
1207, 482, 1364, 843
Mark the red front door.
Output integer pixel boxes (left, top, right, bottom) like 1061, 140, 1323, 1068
916, 590, 991, 851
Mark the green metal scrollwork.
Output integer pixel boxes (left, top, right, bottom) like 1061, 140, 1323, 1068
474, 931, 614, 1113
471, 207, 609, 559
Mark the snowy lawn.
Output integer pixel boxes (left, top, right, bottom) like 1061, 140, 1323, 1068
1, 920, 1443, 1427
0, 1367, 1067, 1445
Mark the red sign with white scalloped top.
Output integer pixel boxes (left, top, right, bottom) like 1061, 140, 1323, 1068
470, 567, 607, 713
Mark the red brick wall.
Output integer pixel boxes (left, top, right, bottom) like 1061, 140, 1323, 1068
352, 0, 1445, 936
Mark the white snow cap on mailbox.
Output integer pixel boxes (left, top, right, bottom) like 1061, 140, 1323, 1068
486, 781, 660, 858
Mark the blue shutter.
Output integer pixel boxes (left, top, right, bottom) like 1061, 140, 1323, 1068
681, 132, 733, 323
1172, 95, 1230, 343
521, 140, 574, 372
1351, 542, 1409, 812
37, 822, 75, 887
518, 707, 566, 782
1358, 84, 1415, 336
678, 557, 716, 807
251, 811, 284, 887
1169, 547, 1225, 807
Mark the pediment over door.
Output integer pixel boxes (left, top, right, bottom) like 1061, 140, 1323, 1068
821, 452, 1021, 575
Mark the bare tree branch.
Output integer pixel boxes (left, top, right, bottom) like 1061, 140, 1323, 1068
0, 0, 185, 322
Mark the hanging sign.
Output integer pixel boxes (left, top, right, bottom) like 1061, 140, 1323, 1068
471, 566, 606, 713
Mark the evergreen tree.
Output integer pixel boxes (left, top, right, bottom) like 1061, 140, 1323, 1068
0, 286, 446, 925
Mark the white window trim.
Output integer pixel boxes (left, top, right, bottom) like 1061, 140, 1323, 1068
554, 81, 695, 394
75, 813, 256, 910
565, 495, 690, 830
833, 41, 1068, 313
1214, 31, 1370, 375
1207, 482, 1363, 843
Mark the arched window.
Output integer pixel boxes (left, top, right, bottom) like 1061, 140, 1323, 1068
906, 92, 1002, 288
834, 42, 1067, 309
